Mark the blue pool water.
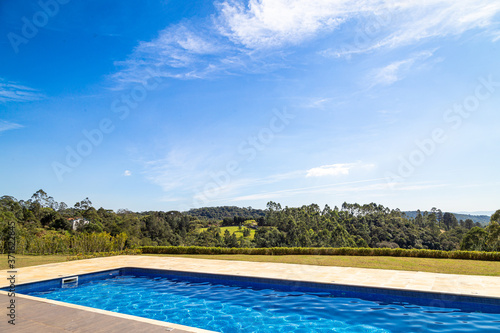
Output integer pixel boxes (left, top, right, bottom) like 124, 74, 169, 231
15, 269, 500, 333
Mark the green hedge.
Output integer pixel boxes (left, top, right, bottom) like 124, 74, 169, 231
140, 246, 500, 261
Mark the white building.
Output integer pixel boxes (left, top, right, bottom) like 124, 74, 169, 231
67, 218, 90, 231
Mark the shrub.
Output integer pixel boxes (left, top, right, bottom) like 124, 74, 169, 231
11, 232, 131, 255
139, 246, 500, 261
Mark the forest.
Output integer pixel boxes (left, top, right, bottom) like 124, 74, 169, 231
0, 189, 499, 254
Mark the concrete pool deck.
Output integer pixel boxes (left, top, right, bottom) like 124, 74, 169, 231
2, 255, 500, 332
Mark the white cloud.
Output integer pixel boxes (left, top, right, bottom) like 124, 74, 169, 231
306, 163, 353, 177
190, 170, 303, 204
230, 177, 387, 201
0, 120, 23, 133
123, 170, 132, 176
217, 0, 348, 49
493, 31, 500, 42
302, 97, 331, 109
141, 146, 226, 198
142, 151, 377, 206
218, 0, 500, 53
306, 162, 375, 177
229, 179, 446, 202
372, 59, 414, 86
377, 109, 400, 115
111, 23, 226, 86
323, 0, 500, 58
368, 50, 434, 87
111, 0, 500, 86
0, 79, 44, 102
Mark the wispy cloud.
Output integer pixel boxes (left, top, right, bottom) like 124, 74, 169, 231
140, 145, 448, 207
221, 0, 497, 51
216, 0, 347, 49
493, 31, 500, 42
229, 177, 387, 202
0, 79, 44, 102
230, 180, 446, 202
323, 0, 500, 58
302, 97, 331, 109
0, 120, 23, 133
111, 23, 228, 86
112, 0, 351, 84
191, 169, 304, 204
123, 170, 132, 176
368, 50, 434, 87
142, 147, 208, 192
142, 151, 376, 206
111, 0, 500, 87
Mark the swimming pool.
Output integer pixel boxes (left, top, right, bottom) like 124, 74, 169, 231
11, 267, 500, 332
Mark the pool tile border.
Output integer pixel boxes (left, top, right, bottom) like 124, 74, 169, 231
0, 290, 215, 332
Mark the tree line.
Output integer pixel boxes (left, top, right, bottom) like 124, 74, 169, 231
0, 190, 499, 253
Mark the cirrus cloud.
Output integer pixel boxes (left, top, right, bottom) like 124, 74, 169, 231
112, 0, 500, 86
0, 120, 23, 133
0, 78, 44, 103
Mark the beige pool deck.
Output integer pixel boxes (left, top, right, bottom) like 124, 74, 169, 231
2, 255, 500, 332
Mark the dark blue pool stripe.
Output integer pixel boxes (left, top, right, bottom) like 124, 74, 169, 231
2, 269, 121, 293
118, 267, 500, 313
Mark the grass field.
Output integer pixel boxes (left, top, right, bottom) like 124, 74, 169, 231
2, 253, 500, 277
198, 226, 256, 239
0, 255, 68, 270
145, 254, 500, 276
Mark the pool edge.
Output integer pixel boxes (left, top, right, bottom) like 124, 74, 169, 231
0, 289, 217, 333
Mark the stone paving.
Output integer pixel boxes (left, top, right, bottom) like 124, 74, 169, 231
1, 255, 500, 332
0, 292, 196, 333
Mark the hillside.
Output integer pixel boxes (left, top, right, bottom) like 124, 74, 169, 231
187, 207, 492, 226
403, 211, 491, 225
185, 206, 265, 220
2, 191, 499, 253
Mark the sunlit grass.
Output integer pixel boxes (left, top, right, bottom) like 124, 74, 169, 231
3, 253, 500, 277
147, 254, 500, 276
0, 254, 68, 270
198, 226, 256, 239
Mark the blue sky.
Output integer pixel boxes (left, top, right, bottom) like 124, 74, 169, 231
1, 0, 499, 213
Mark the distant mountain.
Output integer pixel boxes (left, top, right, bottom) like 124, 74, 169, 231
455, 211, 495, 216
403, 211, 491, 225
451, 213, 491, 225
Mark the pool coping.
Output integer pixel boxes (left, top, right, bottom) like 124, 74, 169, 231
2, 255, 500, 331
0, 290, 215, 332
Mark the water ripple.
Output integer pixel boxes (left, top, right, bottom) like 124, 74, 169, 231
27, 274, 500, 333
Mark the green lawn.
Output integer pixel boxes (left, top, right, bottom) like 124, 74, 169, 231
3, 253, 500, 277
0, 254, 68, 270
146, 254, 500, 276
198, 226, 256, 239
